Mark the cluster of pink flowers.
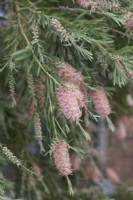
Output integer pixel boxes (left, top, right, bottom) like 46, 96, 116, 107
56, 63, 88, 122
105, 167, 120, 184
53, 140, 72, 176
124, 12, 133, 29
56, 86, 82, 122
58, 63, 83, 86
76, 0, 91, 9
76, 0, 120, 11
92, 87, 111, 117
115, 114, 133, 140
115, 121, 127, 140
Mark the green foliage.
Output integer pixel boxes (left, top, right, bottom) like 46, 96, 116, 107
0, 0, 133, 199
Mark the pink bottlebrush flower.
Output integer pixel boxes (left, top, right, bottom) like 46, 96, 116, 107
126, 21, 133, 28
127, 95, 133, 106
106, 168, 120, 184
53, 140, 72, 176
124, 12, 133, 28
73, 88, 85, 108
79, 82, 89, 101
128, 70, 133, 76
115, 122, 127, 140
57, 63, 88, 104
58, 63, 83, 86
76, 0, 91, 9
56, 86, 82, 122
124, 11, 133, 19
92, 87, 111, 117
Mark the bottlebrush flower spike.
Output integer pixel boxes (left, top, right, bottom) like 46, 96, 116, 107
58, 63, 83, 86
51, 18, 69, 41
57, 62, 88, 103
106, 168, 120, 184
115, 122, 127, 140
92, 87, 111, 117
53, 140, 72, 176
56, 86, 82, 122
76, 0, 91, 9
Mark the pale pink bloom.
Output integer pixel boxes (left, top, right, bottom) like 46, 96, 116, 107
76, 0, 91, 8
126, 21, 133, 28
92, 87, 111, 116
58, 63, 83, 86
124, 11, 133, 19
80, 82, 89, 100
127, 95, 133, 106
106, 168, 120, 184
53, 140, 72, 176
115, 122, 127, 139
56, 86, 82, 122
58, 63, 88, 103
128, 70, 133, 76
73, 88, 85, 108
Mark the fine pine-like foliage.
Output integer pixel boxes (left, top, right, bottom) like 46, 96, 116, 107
0, 0, 133, 199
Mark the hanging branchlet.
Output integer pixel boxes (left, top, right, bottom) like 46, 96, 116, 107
8, 61, 16, 105
8, 73, 15, 98
27, 73, 36, 98
115, 58, 133, 77
1, 146, 21, 167
34, 112, 43, 142
96, 51, 108, 70
31, 25, 40, 45
51, 18, 69, 41
115, 59, 125, 71
35, 77, 45, 104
